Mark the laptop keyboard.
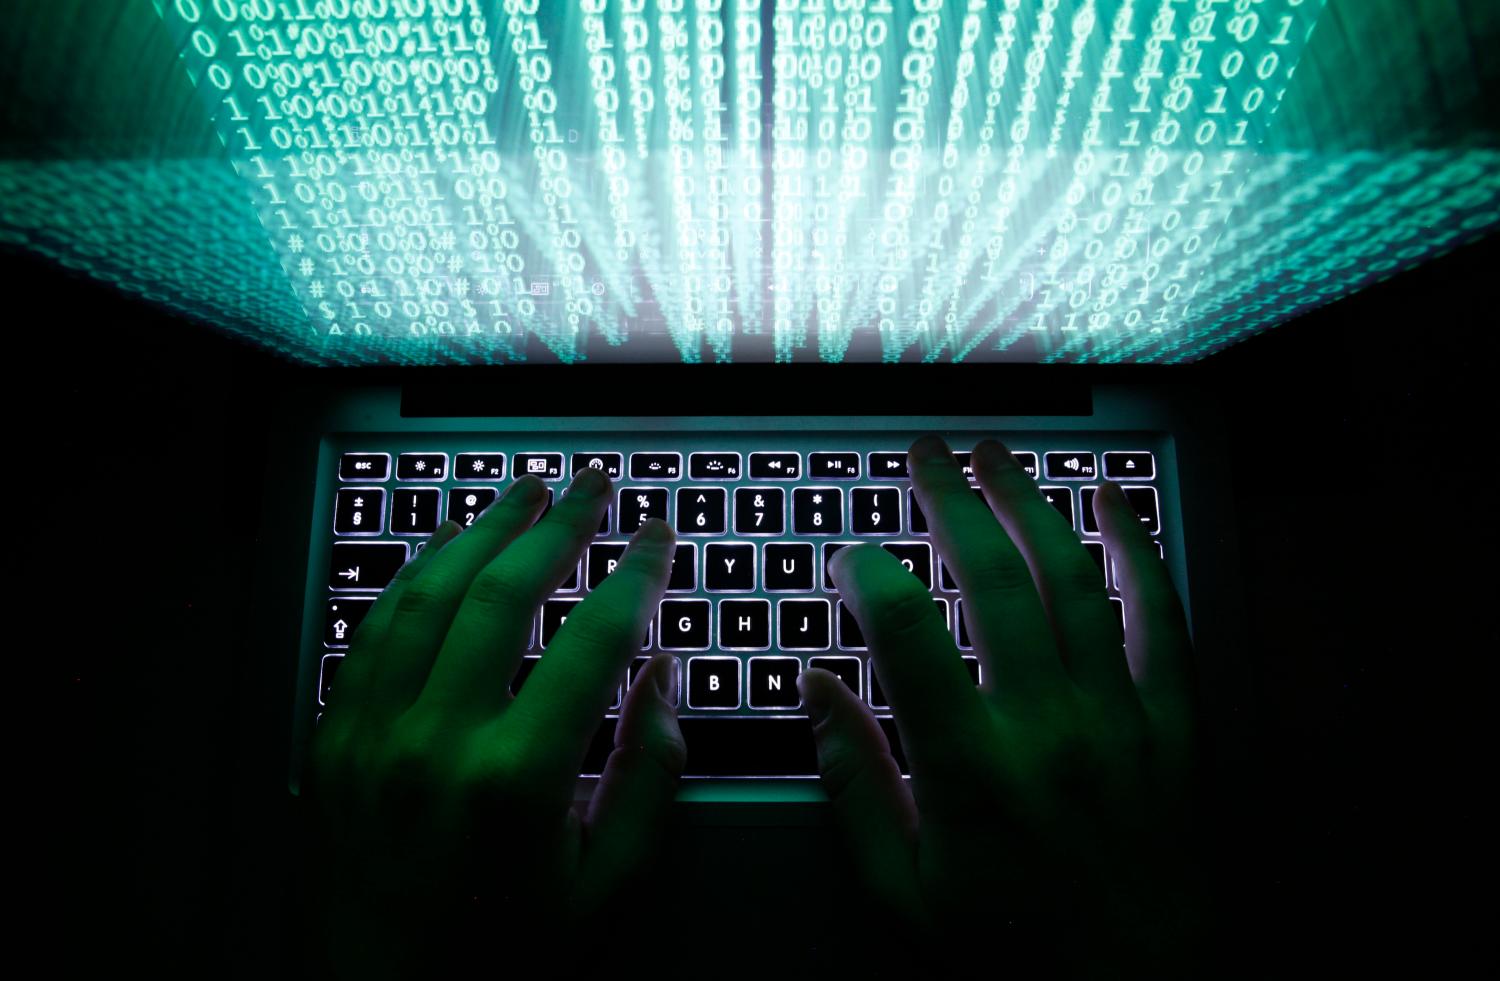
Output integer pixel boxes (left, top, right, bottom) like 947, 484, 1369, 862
311, 437, 1171, 779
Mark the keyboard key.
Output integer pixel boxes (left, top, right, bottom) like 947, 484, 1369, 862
325, 596, 373, 647
1044, 451, 1097, 480
586, 543, 628, 589
570, 452, 623, 480
961, 656, 982, 685
334, 487, 385, 535
939, 558, 959, 591
748, 657, 802, 709
955, 599, 973, 648
629, 656, 680, 706
617, 487, 669, 534
868, 452, 909, 479
822, 541, 858, 589
391, 488, 442, 535
704, 543, 756, 592
688, 452, 741, 480
557, 560, 580, 593
932, 597, 950, 631
396, 453, 448, 481
514, 453, 564, 480
851, 487, 901, 535
667, 543, 697, 592
808, 656, 862, 696
764, 542, 815, 591
1079, 485, 1160, 536
1102, 451, 1155, 480
1083, 541, 1107, 587
748, 451, 801, 480
734, 487, 784, 535
1110, 597, 1126, 637
909, 489, 928, 534
329, 541, 407, 591
836, 601, 865, 650
1039, 486, 1074, 528
718, 599, 771, 650
676, 487, 727, 535
809, 451, 860, 479
339, 452, 390, 481
687, 657, 741, 709
660, 599, 711, 649
455, 453, 506, 480
447, 487, 497, 528
510, 655, 540, 695
953, 452, 976, 480
319, 654, 342, 705
777, 599, 831, 650
868, 662, 890, 710
629, 452, 682, 480
677, 718, 818, 776
792, 487, 843, 535
1010, 451, 1039, 479
540, 598, 581, 648
881, 542, 933, 588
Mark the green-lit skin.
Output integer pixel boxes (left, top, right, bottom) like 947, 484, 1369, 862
306, 433, 1200, 976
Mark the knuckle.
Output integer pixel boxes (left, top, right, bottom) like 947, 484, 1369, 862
464, 562, 538, 618
865, 580, 941, 639
557, 599, 629, 650
392, 575, 447, 617
963, 545, 1035, 595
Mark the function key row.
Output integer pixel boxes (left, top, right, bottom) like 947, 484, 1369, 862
340, 450, 1155, 483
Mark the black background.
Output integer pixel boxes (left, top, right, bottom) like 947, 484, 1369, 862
43, 234, 1490, 975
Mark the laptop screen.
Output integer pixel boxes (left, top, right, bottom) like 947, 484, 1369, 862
2, 0, 1495, 366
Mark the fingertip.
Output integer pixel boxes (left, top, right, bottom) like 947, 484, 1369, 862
632, 516, 675, 546
908, 432, 950, 462
797, 667, 838, 725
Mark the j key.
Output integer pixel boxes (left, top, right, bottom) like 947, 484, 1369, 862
748, 657, 802, 709
851, 487, 901, 535
748, 451, 801, 480
667, 543, 698, 592
868, 452, 910, 479
629, 452, 681, 480
660, 599, 711, 649
778, 599, 831, 650
1110, 597, 1126, 637
396, 453, 448, 481
617, 487, 669, 534
689, 452, 742, 480
822, 542, 857, 589
676, 487, 727, 534
447, 487, 497, 528
1011, 451, 1039, 479
1079, 486, 1160, 535
339, 452, 390, 481
515, 453, 564, 480
808, 656, 862, 696
630, 656, 681, 706
1103, 451, 1155, 480
704, 543, 756, 591
809, 452, 861, 479
334, 488, 385, 535
869, 663, 890, 710
391, 488, 442, 535
325, 596, 374, 647
961, 656, 982, 685
1083, 541, 1108, 586
955, 599, 973, 648
687, 657, 740, 709
1039, 486, 1074, 528
329, 541, 407, 591
455, 453, 506, 480
319, 654, 342, 705
734, 487, 785, 535
881, 543, 933, 588
540, 598, 581, 648
570, 452, 623, 480
587, 544, 628, 589
719, 599, 771, 650
1044, 451, 1097, 480
764, 543, 815, 591
793, 487, 843, 534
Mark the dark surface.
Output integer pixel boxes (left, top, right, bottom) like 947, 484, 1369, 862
45, 235, 1489, 975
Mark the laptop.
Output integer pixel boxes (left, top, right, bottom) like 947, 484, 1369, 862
5, 0, 1497, 818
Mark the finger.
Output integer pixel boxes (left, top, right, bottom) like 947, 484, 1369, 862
504, 517, 677, 807
328, 518, 465, 718
907, 434, 1065, 702
972, 438, 1134, 700
829, 542, 990, 814
1095, 481, 1194, 718
407, 466, 612, 717
799, 667, 922, 920
369, 474, 564, 720
576, 653, 686, 915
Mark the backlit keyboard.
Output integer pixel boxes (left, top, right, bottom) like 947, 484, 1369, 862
307, 435, 1175, 779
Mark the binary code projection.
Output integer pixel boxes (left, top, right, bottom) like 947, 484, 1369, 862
2, 1, 1497, 364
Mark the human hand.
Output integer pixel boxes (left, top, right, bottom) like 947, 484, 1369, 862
803, 434, 1201, 974
302, 466, 683, 977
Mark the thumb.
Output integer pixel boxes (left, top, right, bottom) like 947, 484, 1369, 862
576, 653, 685, 914
799, 667, 922, 921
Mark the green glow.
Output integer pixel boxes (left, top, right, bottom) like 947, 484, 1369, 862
1, 1, 1495, 364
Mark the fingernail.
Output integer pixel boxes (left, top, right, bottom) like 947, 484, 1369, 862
637, 517, 674, 544
506, 475, 544, 504
799, 672, 831, 725
571, 465, 609, 498
909, 434, 950, 463
653, 655, 677, 699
